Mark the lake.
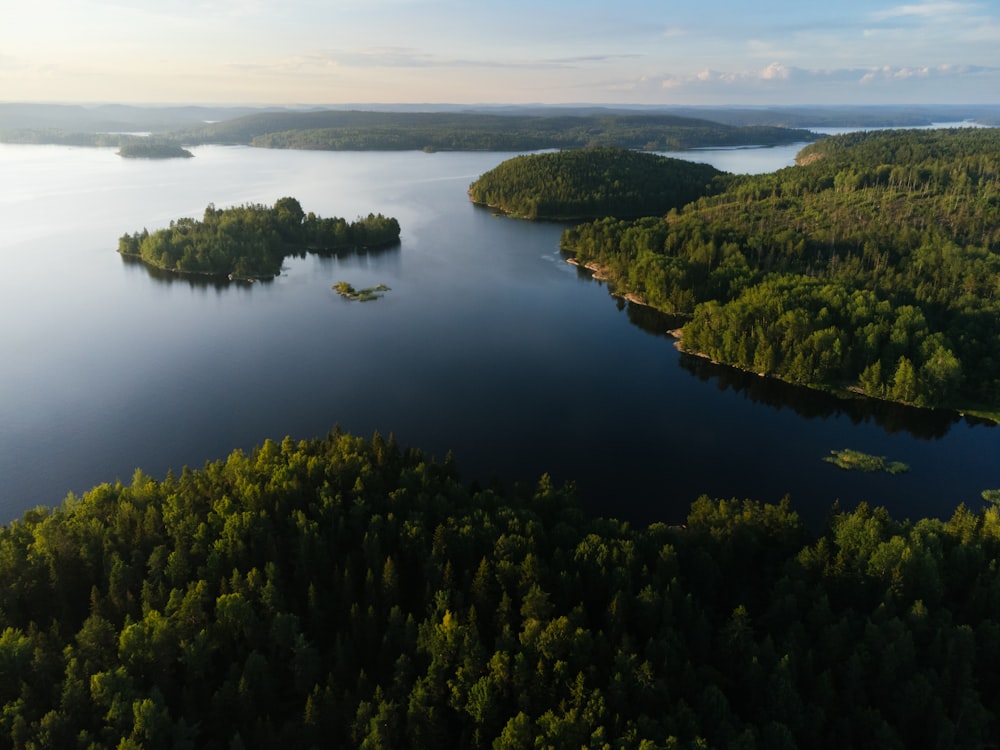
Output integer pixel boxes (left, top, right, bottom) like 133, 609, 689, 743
1, 139, 997, 529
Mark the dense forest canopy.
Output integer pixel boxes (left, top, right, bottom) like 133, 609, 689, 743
117, 197, 400, 280
559, 128, 1000, 416
467, 147, 726, 220
2, 430, 1000, 748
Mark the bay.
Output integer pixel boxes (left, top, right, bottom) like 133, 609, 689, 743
1, 140, 997, 530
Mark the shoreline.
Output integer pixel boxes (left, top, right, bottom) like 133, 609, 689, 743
566, 254, 999, 424
670, 337, 1000, 423
118, 237, 400, 283
118, 251, 274, 282
565, 256, 645, 305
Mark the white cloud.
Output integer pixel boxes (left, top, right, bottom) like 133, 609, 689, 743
760, 62, 793, 80
870, 1, 979, 20
4, 0, 999, 105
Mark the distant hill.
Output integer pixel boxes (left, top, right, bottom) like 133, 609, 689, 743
659, 104, 1000, 128
3, 103, 998, 136
0, 103, 289, 133
177, 109, 817, 151
8, 102, 996, 153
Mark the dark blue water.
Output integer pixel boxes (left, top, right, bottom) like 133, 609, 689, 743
1, 142, 997, 529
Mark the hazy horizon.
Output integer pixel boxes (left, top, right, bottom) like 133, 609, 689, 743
4, 1, 999, 108
3, 101, 999, 110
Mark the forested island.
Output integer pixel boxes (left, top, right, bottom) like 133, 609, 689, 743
552, 128, 1000, 418
116, 142, 193, 159
117, 198, 400, 280
1, 430, 999, 748
468, 147, 725, 220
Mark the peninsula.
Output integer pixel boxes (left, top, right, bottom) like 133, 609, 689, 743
549, 128, 1000, 418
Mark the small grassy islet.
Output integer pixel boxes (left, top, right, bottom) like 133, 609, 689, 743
823, 448, 909, 475
333, 281, 391, 301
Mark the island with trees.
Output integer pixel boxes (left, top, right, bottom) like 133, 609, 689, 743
117, 197, 401, 281
1, 429, 1000, 747
549, 128, 1000, 418
468, 147, 726, 220
116, 141, 193, 159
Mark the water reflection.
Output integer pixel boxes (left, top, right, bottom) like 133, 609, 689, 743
676, 352, 969, 440
589, 281, 986, 441
5, 143, 999, 526
120, 254, 238, 289
618, 299, 687, 337
119, 242, 402, 286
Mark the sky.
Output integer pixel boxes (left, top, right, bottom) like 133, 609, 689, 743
2, 0, 999, 106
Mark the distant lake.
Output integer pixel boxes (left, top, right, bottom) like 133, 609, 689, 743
1, 138, 997, 529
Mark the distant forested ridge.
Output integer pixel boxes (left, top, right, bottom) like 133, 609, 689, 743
177, 110, 818, 152
0, 129, 133, 147
560, 128, 1000, 416
0, 130, 193, 153
2, 430, 1000, 748
0, 110, 816, 152
117, 197, 400, 280
4, 102, 999, 137
468, 147, 727, 220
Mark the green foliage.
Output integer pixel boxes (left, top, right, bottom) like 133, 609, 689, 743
468, 147, 726, 220
116, 141, 193, 159
2, 432, 1000, 747
823, 449, 909, 474
117, 199, 400, 280
172, 110, 817, 151
560, 128, 1000, 412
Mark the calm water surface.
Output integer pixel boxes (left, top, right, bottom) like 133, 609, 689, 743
1, 141, 997, 528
